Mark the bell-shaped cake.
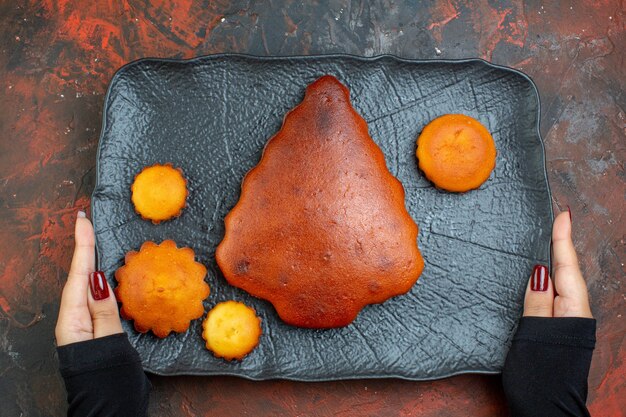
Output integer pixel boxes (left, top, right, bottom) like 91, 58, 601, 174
216, 75, 424, 328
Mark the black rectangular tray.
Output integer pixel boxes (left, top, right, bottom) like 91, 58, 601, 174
92, 54, 552, 380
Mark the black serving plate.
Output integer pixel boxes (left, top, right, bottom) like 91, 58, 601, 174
92, 54, 552, 380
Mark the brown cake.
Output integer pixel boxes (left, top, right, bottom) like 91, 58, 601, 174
115, 240, 209, 338
216, 75, 424, 328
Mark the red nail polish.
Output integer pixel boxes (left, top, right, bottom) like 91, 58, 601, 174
567, 205, 572, 224
89, 271, 110, 300
531, 265, 549, 292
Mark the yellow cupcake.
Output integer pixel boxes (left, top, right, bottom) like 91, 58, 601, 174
202, 301, 262, 361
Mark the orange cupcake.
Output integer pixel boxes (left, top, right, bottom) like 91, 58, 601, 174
416, 114, 496, 192
202, 301, 262, 361
131, 163, 188, 223
115, 240, 209, 338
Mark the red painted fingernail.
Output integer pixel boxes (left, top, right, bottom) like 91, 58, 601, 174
89, 271, 110, 300
531, 265, 549, 292
567, 205, 572, 224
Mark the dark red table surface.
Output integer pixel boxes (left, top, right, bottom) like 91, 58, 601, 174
1, 1, 624, 416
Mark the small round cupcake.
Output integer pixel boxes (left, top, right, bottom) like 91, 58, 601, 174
202, 301, 262, 361
131, 163, 188, 223
417, 114, 496, 192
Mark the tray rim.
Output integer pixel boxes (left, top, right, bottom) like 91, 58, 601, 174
91, 53, 553, 381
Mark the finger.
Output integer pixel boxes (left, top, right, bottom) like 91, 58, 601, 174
551, 211, 593, 318
58, 212, 95, 316
552, 211, 584, 296
87, 271, 123, 338
523, 265, 554, 317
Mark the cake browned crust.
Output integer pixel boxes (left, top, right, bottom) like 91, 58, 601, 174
216, 75, 424, 328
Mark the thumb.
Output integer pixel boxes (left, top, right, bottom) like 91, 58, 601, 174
551, 211, 593, 318
523, 264, 554, 317
87, 271, 124, 338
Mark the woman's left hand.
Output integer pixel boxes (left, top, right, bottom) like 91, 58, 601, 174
55, 211, 123, 346
522, 211, 593, 319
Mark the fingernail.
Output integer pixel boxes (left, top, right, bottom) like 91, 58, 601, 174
531, 265, 549, 292
77, 210, 86, 218
89, 271, 110, 300
567, 205, 572, 224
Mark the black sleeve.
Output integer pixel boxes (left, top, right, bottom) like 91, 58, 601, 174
502, 317, 596, 417
57, 333, 151, 417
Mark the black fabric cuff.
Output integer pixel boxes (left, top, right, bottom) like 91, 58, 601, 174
512, 316, 596, 348
57, 333, 142, 378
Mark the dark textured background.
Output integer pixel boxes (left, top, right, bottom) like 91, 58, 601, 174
0, 1, 623, 416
